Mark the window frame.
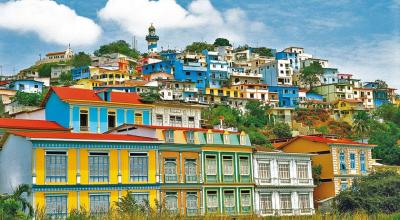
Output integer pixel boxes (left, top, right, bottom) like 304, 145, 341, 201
45, 151, 68, 183
88, 152, 109, 183
129, 152, 148, 182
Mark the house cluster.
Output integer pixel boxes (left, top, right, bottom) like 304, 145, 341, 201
0, 85, 376, 217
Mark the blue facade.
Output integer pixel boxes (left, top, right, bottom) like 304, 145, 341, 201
268, 86, 299, 107
364, 82, 391, 107
44, 92, 152, 133
203, 50, 229, 89
306, 92, 323, 101
174, 62, 207, 91
275, 52, 299, 70
72, 66, 91, 80
259, 64, 278, 86
8, 79, 44, 93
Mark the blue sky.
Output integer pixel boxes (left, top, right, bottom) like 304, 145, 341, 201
0, 0, 399, 89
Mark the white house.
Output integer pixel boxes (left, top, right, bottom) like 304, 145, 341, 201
253, 148, 315, 216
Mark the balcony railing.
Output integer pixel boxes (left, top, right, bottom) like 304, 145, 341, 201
186, 175, 198, 183
224, 207, 236, 214
255, 178, 313, 185
165, 174, 178, 183
223, 175, 234, 182
186, 208, 199, 216
257, 208, 314, 216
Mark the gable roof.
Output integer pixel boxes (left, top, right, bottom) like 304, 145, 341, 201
277, 135, 376, 149
0, 118, 69, 131
10, 131, 160, 142
42, 86, 146, 106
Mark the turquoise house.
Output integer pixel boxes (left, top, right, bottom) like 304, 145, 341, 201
42, 87, 153, 133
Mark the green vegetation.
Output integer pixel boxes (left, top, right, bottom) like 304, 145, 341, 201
139, 91, 161, 103
271, 122, 292, 139
213, 38, 231, 47
312, 165, 322, 186
58, 72, 73, 86
11, 91, 45, 106
185, 42, 215, 53
94, 40, 140, 58
252, 47, 273, 57
202, 105, 241, 128
0, 184, 34, 219
335, 171, 400, 214
242, 101, 271, 128
38, 62, 58, 77
70, 51, 91, 67
301, 62, 324, 89
352, 111, 371, 143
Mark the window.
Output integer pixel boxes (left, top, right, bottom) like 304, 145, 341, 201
134, 113, 143, 125
340, 179, 348, 190
350, 153, 355, 169
240, 190, 251, 211
188, 116, 195, 128
80, 110, 88, 131
258, 162, 271, 181
224, 190, 235, 212
259, 194, 272, 214
186, 131, 195, 144
186, 192, 198, 215
130, 153, 148, 182
45, 194, 67, 218
223, 156, 234, 177
207, 191, 218, 212
278, 163, 290, 182
239, 156, 250, 176
89, 152, 109, 182
185, 159, 197, 182
280, 194, 292, 213
165, 192, 178, 212
360, 151, 366, 173
223, 134, 230, 144
34, 84, 39, 88
207, 133, 213, 144
339, 150, 346, 172
165, 130, 174, 143
206, 155, 217, 175
90, 194, 109, 215
131, 193, 149, 206
45, 151, 67, 182
297, 163, 309, 183
164, 158, 177, 182
108, 111, 116, 128
156, 114, 163, 126
298, 194, 311, 213
169, 115, 182, 127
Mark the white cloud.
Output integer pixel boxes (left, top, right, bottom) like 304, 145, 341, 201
98, 0, 266, 43
314, 36, 400, 90
0, 0, 101, 46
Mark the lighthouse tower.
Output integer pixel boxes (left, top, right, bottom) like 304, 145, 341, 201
145, 23, 159, 53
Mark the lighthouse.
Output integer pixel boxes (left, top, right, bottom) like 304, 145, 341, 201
145, 23, 159, 53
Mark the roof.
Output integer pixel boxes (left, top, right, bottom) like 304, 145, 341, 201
278, 135, 376, 149
10, 131, 160, 142
43, 86, 145, 106
0, 118, 69, 131
0, 81, 10, 86
46, 51, 65, 56
106, 124, 241, 134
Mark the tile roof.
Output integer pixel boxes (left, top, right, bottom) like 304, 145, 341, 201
0, 119, 69, 131
10, 131, 160, 142
43, 86, 145, 105
278, 135, 376, 149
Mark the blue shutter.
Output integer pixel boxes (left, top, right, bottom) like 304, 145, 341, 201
142, 110, 150, 125
99, 108, 107, 133
89, 107, 98, 133
72, 106, 80, 132
126, 109, 134, 124
117, 109, 125, 126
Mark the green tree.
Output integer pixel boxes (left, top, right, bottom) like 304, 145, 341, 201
202, 105, 241, 128
94, 40, 140, 58
271, 122, 293, 138
38, 62, 58, 77
335, 171, 400, 214
369, 121, 400, 165
11, 91, 44, 106
312, 165, 322, 186
139, 91, 161, 103
185, 42, 215, 53
0, 184, 34, 219
374, 104, 400, 126
300, 62, 324, 89
252, 47, 273, 57
245, 127, 271, 146
70, 52, 91, 67
352, 111, 371, 143
59, 72, 73, 86
242, 100, 271, 128
213, 38, 231, 47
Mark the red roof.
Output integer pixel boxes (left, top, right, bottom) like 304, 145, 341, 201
278, 135, 375, 149
0, 119, 69, 131
10, 131, 160, 142
113, 124, 241, 134
44, 87, 144, 105
0, 81, 10, 86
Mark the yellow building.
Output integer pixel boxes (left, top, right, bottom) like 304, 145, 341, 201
332, 99, 365, 124
71, 79, 105, 90
90, 66, 132, 86
277, 135, 376, 209
0, 131, 162, 217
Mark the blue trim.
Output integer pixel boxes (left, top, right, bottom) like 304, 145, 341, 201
32, 141, 159, 150
33, 183, 161, 192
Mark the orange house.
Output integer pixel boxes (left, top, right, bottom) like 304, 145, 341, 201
277, 136, 376, 210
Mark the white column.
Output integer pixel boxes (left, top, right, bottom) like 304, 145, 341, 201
219, 188, 223, 214
218, 152, 222, 182
234, 153, 239, 182
253, 158, 258, 181
32, 148, 36, 184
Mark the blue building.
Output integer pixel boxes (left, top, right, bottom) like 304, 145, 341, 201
268, 86, 299, 107
142, 60, 174, 75
364, 82, 394, 107
145, 24, 159, 53
275, 51, 299, 70
306, 92, 324, 101
174, 62, 208, 91
71, 66, 91, 80
8, 79, 44, 93
43, 86, 153, 133
203, 50, 229, 89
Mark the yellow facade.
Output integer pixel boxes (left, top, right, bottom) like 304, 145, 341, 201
90, 67, 132, 85
72, 79, 104, 90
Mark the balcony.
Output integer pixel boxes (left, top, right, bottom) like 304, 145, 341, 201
223, 175, 234, 183
255, 178, 313, 186
186, 175, 198, 183
258, 208, 314, 216
184, 87, 198, 92
186, 208, 199, 216
164, 174, 178, 183
224, 207, 236, 214
207, 207, 218, 213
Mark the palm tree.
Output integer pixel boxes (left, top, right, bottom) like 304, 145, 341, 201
0, 184, 34, 218
352, 111, 371, 143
